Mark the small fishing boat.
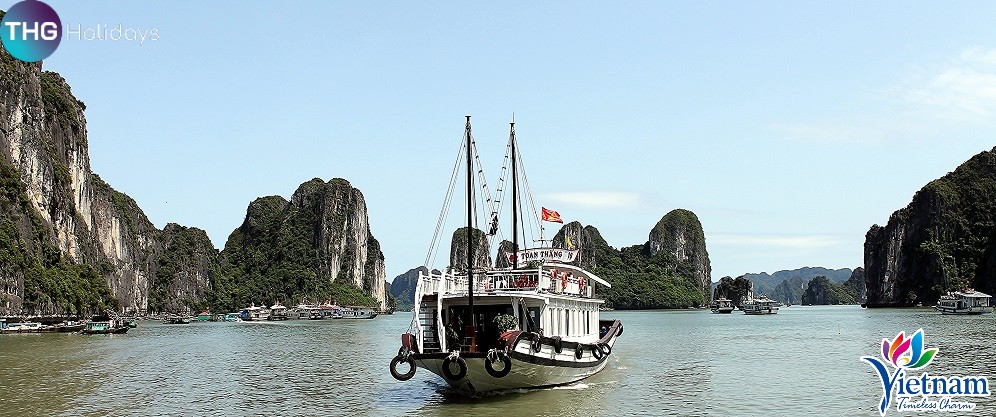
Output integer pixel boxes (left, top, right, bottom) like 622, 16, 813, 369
389, 117, 622, 396
163, 315, 192, 324
0, 322, 48, 333
936, 290, 993, 315
710, 298, 735, 314
56, 321, 86, 332
81, 321, 129, 335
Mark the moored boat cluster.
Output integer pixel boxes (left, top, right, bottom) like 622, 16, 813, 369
0, 314, 134, 335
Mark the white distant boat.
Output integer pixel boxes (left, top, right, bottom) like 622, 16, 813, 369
710, 298, 735, 314
338, 306, 378, 319
388, 117, 622, 396
268, 302, 289, 320
741, 296, 779, 315
240, 304, 270, 321
935, 290, 992, 315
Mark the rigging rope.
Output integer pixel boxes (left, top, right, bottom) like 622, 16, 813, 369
516, 147, 544, 246
424, 135, 466, 269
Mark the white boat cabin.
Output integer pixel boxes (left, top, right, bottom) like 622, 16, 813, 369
414, 262, 610, 354
936, 290, 993, 315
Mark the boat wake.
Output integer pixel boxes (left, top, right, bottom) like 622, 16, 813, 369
550, 382, 588, 390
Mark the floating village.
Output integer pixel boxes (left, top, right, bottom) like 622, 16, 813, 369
0, 302, 385, 335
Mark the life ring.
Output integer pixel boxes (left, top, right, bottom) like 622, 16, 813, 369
551, 336, 563, 354
441, 356, 468, 381
616, 323, 624, 337
579, 277, 586, 293
598, 343, 612, 356
531, 334, 543, 353
485, 352, 512, 378
591, 344, 603, 360
574, 346, 583, 359
390, 355, 416, 381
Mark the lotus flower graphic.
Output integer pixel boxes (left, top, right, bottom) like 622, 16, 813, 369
862, 328, 941, 415
880, 329, 937, 369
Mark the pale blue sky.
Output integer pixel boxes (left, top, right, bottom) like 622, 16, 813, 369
27, 1, 996, 281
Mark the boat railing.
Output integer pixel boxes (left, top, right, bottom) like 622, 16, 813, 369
417, 267, 592, 298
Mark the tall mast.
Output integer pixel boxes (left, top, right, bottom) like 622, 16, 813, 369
510, 121, 518, 269
465, 116, 475, 335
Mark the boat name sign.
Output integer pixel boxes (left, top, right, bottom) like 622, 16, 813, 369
509, 248, 578, 264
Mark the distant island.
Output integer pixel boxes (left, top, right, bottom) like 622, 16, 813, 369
711, 267, 865, 307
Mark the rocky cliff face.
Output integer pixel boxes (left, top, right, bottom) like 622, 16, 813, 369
221, 178, 387, 310
552, 221, 611, 270
864, 148, 996, 306
0, 42, 213, 315
449, 227, 489, 272
390, 266, 428, 310
845, 267, 866, 302
648, 209, 712, 302
546, 210, 712, 308
149, 224, 218, 313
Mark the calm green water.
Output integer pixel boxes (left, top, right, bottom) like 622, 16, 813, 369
0, 307, 993, 416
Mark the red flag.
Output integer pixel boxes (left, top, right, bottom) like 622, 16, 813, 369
542, 207, 563, 223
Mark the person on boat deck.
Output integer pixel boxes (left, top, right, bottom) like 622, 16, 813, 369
599, 325, 608, 338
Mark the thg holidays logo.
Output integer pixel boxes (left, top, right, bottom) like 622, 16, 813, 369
0, 0, 61, 62
861, 329, 990, 415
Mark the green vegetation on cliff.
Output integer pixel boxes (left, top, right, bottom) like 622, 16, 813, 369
0, 161, 117, 315
595, 244, 705, 309
212, 179, 383, 311
712, 276, 753, 307
557, 209, 711, 309
801, 276, 856, 305
865, 147, 996, 306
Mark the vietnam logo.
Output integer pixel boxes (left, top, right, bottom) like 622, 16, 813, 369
861, 329, 989, 415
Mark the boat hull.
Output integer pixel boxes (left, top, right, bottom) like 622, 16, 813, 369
936, 306, 993, 315
742, 309, 778, 315
407, 320, 621, 395
81, 327, 129, 335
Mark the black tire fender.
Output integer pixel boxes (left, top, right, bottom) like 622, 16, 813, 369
591, 344, 603, 360
484, 352, 512, 378
598, 343, 612, 356
389, 355, 416, 381
616, 323, 624, 337
551, 336, 563, 354
442, 356, 468, 381
574, 345, 583, 359
531, 335, 543, 353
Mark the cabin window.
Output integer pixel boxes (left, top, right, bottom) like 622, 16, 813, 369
585, 311, 590, 336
